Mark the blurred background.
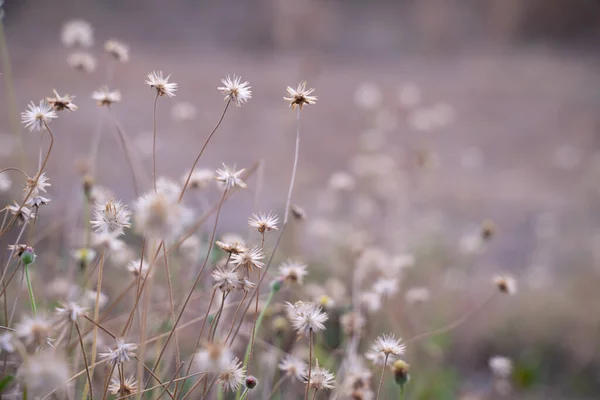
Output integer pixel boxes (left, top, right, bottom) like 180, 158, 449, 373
1, 0, 600, 398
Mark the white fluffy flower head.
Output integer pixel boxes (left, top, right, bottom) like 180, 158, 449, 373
91, 199, 131, 237
21, 101, 57, 132
146, 71, 178, 97
285, 301, 328, 336
218, 75, 251, 106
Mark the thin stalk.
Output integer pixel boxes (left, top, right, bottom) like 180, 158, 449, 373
23, 264, 36, 316
178, 99, 231, 202
237, 289, 275, 399
283, 109, 301, 224
247, 234, 264, 374
108, 107, 142, 197
152, 93, 159, 191
161, 243, 181, 390
148, 188, 228, 382
74, 321, 93, 400
208, 292, 227, 342
239, 388, 249, 400
375, 354, 389, 400
224, 291, 248, 343
311, 389, 319, 400
81, 249, 105, 400
304, 328, 313, 400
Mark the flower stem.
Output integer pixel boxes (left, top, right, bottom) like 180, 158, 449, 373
23, 264, 36, 316
284, 109, 301, 224
152, 93, 159, 192
237, 288, 275, 400
375, 354, 389, 400
304, 328, 313, 400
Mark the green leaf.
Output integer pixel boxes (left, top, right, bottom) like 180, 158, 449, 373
0, 374, 14, 391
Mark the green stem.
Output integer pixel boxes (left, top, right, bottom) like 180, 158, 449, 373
217, 386, 224, 400
239, 388, 249, 400
236, 289, 275, 400
24, 265, 36, 316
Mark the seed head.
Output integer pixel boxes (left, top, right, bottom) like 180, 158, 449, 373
304, 359, 335, 390
489, 356, 513, 378
127, 259, 151, 279
284, 81, 317, 110
278, 260, 308, 284
218, 75, 252, 106
215, 164, 247, 189
248, 212, 279, 234
61, 19, 93, 48
100, 338, 137, 366
8, 202, 35, 224
21, 101, 57, 132
279, 354, 307, 382
92, 87, 122, 107
67, 52, 97, 73
195, 341, 233, 373
494, 275, 517, 295
104, 39, 129, 62
146, 70, 178, 97
218, 357, 246, 392
285, 301, 328, 336
54, 301, 87, 323
212, 264, 241, 293
109, 376, 138, 396
372, 333, 406, 357
91, 199, 131, 237
46, 90, 78, 112
231, 246, 264, 272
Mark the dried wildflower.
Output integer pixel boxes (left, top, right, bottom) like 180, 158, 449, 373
218, 75, 252, 106
109, 376, 138, 396
494, 275, 517, 295
305, 359, 335, 390
215, 164, 247, 189
405, 287, 431, 304
184, 168, 213, 189
372, 277, 398, 298
27, 195, 51, 208
285, 301, 328, 336
284, 81, 317, 110
100, 338, 137, 366
0, 332, 15, 354
55, 302, 87, 323
372, 334, 405, 357
21, 101, 57, 132
8, 244, 27, 257
146, 71, 178, 97
91, 199, 131, 237
216, 236, 247, 255
104, 39, 129, 62
195, 341, 233, 373
248, 212, 279, 234
67, 51, 97, 72
92, 87, 121, 107
212, 265, 241, 292
171, 101, 197, 122
278, 260, 308, 284
218, 357, 246, 392
489, 356, 513, 378
61, 19, 93, 48
24, 172, 50, 198
15, 315, 53, 349
231, 246, 264, 272
46, 90, 78, 112
8, 202, 35, 224
279, 354, 307, 382
127, 259, 151, 279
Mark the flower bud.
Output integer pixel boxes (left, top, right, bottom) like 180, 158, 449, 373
245, 375, 258, 389
392, 359, 410, 387
21, 247, 36, 265
270, 278, 283, 293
